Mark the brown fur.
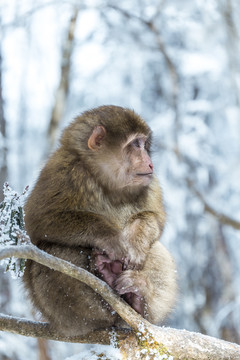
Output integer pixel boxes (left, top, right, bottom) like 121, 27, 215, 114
23, 105, 177, 336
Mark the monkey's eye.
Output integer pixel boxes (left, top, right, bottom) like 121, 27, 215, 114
131, 138, 141, 148
144, 140, 150, 151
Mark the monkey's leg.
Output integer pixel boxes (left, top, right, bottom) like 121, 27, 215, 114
114, 241, 177, 324
24, 245, 121, 336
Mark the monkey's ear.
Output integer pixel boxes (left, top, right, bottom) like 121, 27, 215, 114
88, 125, 106, 150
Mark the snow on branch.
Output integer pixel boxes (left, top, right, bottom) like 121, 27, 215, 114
0, 183, 30, 277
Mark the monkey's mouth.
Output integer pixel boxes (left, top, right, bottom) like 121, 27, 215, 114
136, 173, 153, 176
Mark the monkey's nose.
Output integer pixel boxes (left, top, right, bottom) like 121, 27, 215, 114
149, 162, 153, 171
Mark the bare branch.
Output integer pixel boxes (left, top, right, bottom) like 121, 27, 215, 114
157, 142, 240, 231
1, 312, 240, 359
187, 179, 240, 230
108, 5, 179, 97
0, 313, 129, 344
108, 5, 180, 143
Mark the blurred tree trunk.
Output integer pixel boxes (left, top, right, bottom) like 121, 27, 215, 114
0, 41, 11, 321
219, 0, 240, 106
0, 41, 12, 360
217, 224, 239, 344
47, 7, 80, 150
38, 338, 51, 360
0, 48, 7, 201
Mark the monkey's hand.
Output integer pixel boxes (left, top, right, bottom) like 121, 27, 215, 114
100, 238, 147, 270
114, 270, 147, 316
93, 251, 123, 288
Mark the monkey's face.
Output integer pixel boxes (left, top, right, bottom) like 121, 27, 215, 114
120, 133, 153, 188
88, 126, 154, 191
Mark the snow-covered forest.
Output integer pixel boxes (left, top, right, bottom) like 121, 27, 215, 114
0, 0, 240, 359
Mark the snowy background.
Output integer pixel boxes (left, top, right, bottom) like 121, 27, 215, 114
0, 0, 240, 359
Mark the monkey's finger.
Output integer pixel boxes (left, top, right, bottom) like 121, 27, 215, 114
111, 260, 123, 274
95, 254, 112, 265
126, 263, 137, 270
123, 256, 130, 270
101, 271, 118, 288
104, 250, 116, 261
92, 248, 104, 256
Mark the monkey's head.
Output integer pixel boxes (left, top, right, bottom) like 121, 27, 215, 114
61, 105, 154, 193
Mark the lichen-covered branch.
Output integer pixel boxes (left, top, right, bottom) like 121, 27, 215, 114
154, 327, 240, 360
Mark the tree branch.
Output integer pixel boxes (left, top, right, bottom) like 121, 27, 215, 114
108, 5, 179, 100
108, 5, 180, 144
0, 313, 129, 344
1, 314, 240, 360
1, 245, 240, 359
187, 179, 240, 230
0, 245, 148, 333
157, 142, 240, 231
1, 244, 240, 360
120, 327, 240, 360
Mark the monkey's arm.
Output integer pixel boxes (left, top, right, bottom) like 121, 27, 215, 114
27, 210, 127, 259
123, 210, 164, 267
123, 180, 166, 267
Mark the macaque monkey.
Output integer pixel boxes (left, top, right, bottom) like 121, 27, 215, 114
24, 105, 177, 336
